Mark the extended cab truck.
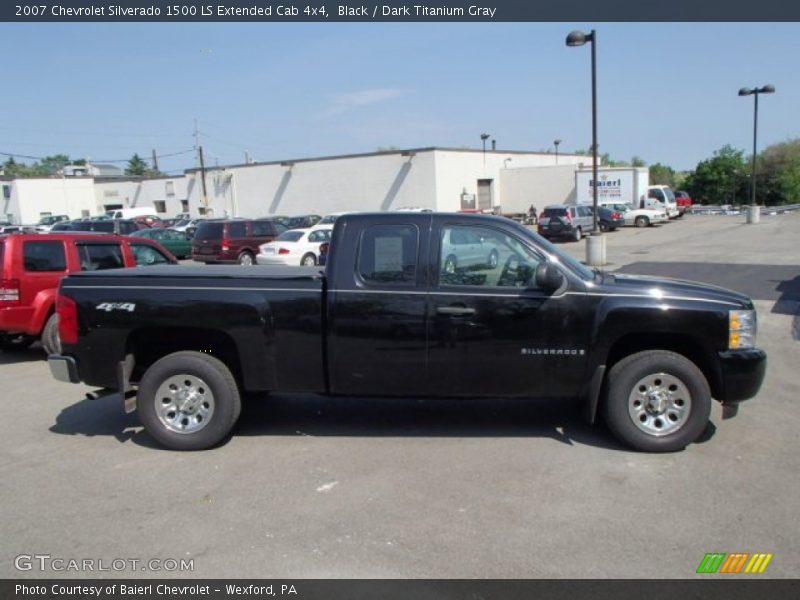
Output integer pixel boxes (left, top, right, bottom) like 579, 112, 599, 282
48, 213, 766, 452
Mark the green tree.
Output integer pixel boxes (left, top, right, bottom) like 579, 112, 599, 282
758, 138, 800, 205
649, 163, 676, 187
39, 154, 71, 175
125, 153, 149, 176
631, 156, 647, 167
683, 145, 748, 205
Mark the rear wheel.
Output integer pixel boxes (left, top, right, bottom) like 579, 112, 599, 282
137, 351, 242, 450
41, 313, 61, 356
0, 333, 36, 352
602, 350, 711, 452
634, 215, 650, 228
301, 253, 317, 266
572, 227, 582, 242
238, 252, 254, 266
599, 221, 610, 232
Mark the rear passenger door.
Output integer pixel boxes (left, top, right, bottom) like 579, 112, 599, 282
20, 240, 68, 315
327, 215, 432, 396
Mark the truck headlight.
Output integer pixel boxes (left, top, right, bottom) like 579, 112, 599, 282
729, 309, 756, 349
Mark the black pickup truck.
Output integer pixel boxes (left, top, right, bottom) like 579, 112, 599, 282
49, 213, 766, 452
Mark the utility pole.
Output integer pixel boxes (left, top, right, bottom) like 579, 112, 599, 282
151, 148, 159, 173
194, 118, 209, 212
244, 150, 251, 164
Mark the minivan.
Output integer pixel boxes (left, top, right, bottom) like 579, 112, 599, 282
192, 219, 287, 265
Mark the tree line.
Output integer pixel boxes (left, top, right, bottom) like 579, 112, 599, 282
1, 153, 160, 178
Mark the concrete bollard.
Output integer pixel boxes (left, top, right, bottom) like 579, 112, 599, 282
585, 233, 606, 267
746, 204, 760, 224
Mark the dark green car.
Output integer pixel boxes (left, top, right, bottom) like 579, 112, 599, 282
129, 228, 192, 259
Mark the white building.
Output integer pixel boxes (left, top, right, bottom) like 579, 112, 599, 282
93, 176, 189, 217
184, 147, 591, 218
1, 177, 97, 224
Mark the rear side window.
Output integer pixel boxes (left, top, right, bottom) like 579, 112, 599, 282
23, 241, 67, 272
251, 221, 275, 236
194, 222, 224, 240
276, 230, 304, 242
90, 221, 116, 233
77, 244, 124, 271
228, 222, 247, 238
357, 224, 418, 286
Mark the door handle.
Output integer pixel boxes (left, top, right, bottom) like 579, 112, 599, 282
436, 306, 476, 317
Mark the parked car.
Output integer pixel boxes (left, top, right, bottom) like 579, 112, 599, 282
131, 214, 165, 228
192, 219, 286, 265
0, 231, 177, 354
54, 219, 147, 235
256, 227, 332, 266
586, 205, 625, 232
602, 203, 668, 227
130, 228, 193, 259
675, 191, 693, 216
314, 212, 352, 229
49, 213, 766, 452
286, 214, 322, 229
537, 205, 595, 241
36, 215, 70, 232
440, 225, 500, 274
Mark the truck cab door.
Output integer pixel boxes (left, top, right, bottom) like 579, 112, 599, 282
326, 215, 432, 396
427, 220, 590, 399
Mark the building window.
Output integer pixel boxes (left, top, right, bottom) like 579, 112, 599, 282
165, 181, 175, 197
2, 185, 10, 199
181, 200, 189, 212
153, 201, 166, 214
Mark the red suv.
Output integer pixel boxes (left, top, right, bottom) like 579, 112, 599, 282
0, 232, 177, 354
192, 219, 286, 265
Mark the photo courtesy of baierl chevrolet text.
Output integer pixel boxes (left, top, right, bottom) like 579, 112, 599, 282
1, 1, 798, 599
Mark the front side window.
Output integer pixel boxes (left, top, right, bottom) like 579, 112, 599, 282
131, 244, 170, 266
357, 224, 418, 286
77, 244, 124, 271
23, 241, 66, 272
440, 225, 543, 289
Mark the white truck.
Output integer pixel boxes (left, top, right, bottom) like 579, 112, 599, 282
574, 168, 679, 219
104, 207, 157, 220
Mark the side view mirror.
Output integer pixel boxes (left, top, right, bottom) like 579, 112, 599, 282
535, 261, 565, 291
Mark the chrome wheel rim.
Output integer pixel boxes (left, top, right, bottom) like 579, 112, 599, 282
628, 372, 691, 436
155, 374, 215, 434
239, 254, 253, 265
302, 255, 316, 266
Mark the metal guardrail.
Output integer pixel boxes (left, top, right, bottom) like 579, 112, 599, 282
688, 204, 800, 215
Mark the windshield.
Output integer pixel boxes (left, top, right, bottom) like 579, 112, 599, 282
664, 187, 676, 203
276, 231, 304, 242
318, 214, 339, 225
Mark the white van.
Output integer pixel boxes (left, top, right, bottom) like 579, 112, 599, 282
639, 186, 679, 219
105, 207, 157, 220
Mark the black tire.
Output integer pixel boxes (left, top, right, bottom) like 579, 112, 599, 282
443, 255, 457, 274
301, 253, 317, 266
602, 350, 711, 452
238, 252, 255, 266
41, 313, 61, 356
634, 215, 650, 228
487, 249, 499, 269
137, 351, 242, 450
599, 221, 610, 232
572, 227, 582, 242
0, 333, 36, 352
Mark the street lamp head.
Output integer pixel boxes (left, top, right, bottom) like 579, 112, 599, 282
566, 30, 593, 46
738, 87, 754, 96
759, 84, 776, 94
554, 139, 562, 146
480, 133, 490, 141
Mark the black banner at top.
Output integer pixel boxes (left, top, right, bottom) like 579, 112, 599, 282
3, 0, 800, 22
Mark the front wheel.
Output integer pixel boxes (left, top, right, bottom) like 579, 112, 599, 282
634, 215, 650, 228
301, 253, 317, 266
602, 350, 711, 452
487, 249, 499, 269
572, 227, 582, 242
443, 255, 457, 274
137, 351, 242, 450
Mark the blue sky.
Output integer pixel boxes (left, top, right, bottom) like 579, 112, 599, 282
1, 22, 798, 174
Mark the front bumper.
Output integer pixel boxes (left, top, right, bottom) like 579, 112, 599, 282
49, 355, 80, 383
716, 348, 767, 403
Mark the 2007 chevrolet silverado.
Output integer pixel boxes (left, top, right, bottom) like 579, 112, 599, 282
48, 212, 766, 452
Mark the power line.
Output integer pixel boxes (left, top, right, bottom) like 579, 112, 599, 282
0, 148, 194, 164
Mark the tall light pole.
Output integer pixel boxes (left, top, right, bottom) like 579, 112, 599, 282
554, 139, 562, 164
567, 28, 603, 265
480, 133, 490, 164
738, 85, 775, 216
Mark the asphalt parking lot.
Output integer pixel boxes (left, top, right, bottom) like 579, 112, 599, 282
2, 213, 798, 579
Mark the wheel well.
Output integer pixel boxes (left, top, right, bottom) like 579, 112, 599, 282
605, 333, 721, 398
126, 327, 242, 385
